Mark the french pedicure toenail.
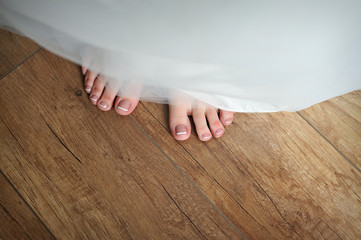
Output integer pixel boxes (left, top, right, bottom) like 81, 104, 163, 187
99, 102, 108, 109
85, 86, 91, 93
215, 129, 224, 135
225, 118, 233, 124
117, 100, 130, 112
175, 125, 187, 135
90, 95, 98, 102
202, 133, 212, 140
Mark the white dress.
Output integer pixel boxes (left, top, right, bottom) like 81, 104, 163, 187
1, 0, 360, 112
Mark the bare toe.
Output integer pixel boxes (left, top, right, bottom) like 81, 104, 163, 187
193, 107, 213, 141
81, 66, 88, 75
97, 87, 117, 111
114, 96, 139, 115
169, 104, 191, 141
84, 70, 98, 94
89, 75, 105, 105
219, 110, 234, 126
206, 108, 225, 138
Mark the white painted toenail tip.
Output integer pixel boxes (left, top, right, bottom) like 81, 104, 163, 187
90, 97, 97, 101
176, 131, 187, 135
99, 103, 107, 108
225, 118, 233, 124
215, 129, 224, 135
85, 87, 91, 92
117, 106, 129, 112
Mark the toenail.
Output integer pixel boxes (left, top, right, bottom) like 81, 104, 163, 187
215, 129, 224, 135
99, 102, 108, 109
175, 125, 187, 135
117, 100, 130, 112
85, 86, 91, 93
225, 118, 233, 124
90, 95, 98, 102
202, 133, 212, 140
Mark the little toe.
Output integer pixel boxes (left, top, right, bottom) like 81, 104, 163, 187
193, 107, 213, 141
114, 96, 139, 115
84, 70, 98, 93
89, 76, 105, 105
219, 110, 234, 126
81, 66, 87, 75
169, 104, 192, 141
206, 108, 225, 138
97, 87, 117, 111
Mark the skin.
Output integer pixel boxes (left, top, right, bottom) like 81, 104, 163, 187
82, 66, 234, 141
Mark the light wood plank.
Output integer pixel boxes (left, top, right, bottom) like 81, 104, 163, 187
0, 29, 39, 78
0, 49, 242, 239
0, 174, 54, 240
138, 101, 361, 240
299, 90, 361, 170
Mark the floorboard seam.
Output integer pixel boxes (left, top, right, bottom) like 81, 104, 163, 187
222, 139, 302, 240
211, 173, 272, 236
0, 203, 32, 239
0, 47, 42, 80
0, 169, 57, 240
296, 111, 360, 173
128, 113, 247, 240
160, 184, 206, 239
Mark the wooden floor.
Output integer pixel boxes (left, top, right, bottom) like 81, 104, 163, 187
0, 29, 360, 240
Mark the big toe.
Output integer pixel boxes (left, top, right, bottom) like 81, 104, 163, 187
114, 96, 139, 115
169, 104, 191, 141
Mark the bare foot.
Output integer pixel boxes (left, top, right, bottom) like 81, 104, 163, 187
82, 66, 233, 141
82, 67, 139, 115
169, 102, 233, 141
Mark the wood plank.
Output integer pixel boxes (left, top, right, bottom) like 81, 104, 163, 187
138, 100, 361, 240
299, 90, 361, 170
0, 29, 39, 78
226, 111, 361, 240
0, 173, 54, 240
0, 49, 242, 239
133, 103, 286, 240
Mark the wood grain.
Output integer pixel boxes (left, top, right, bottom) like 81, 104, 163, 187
299, 90, 361, 170
0, 29, 39, 78
133, 103, 286, 240
225, 111, 360, 240
1, 27, 360, 240
0, 49, 243, 239
0, 173, 54, 240
138, 99, 361, 239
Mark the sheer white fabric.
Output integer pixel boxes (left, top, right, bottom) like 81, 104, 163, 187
1, 0, 360, 112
